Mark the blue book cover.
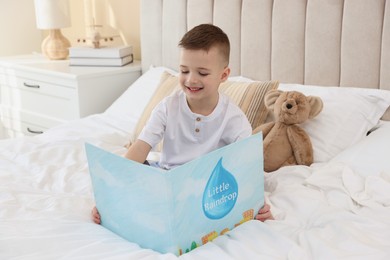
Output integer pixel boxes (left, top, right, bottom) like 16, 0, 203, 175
85, 133, 264, 255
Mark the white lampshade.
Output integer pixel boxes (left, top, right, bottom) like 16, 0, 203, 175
34, 0, 71, 29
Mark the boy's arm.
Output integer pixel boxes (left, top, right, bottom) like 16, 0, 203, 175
124, 139, 152, 163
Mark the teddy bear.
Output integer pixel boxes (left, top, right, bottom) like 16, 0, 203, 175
253, 89, 323, 172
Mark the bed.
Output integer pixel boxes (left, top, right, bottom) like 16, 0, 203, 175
2, 0, 390, 259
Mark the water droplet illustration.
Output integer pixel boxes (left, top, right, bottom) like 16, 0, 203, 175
202, 158, 238, 219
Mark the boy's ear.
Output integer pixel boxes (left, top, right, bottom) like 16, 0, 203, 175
221, 67, 230, 82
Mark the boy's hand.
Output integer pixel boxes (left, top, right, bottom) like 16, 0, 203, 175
91, 206, 101, 224
255, 203, 274, 222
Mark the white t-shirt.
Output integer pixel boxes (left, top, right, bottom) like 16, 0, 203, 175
138, 90, 252, 169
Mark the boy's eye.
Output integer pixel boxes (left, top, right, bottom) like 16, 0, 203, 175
199, 72, 209, 76
180, 70, 189, 74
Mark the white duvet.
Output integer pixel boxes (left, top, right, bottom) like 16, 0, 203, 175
1, 112, 390, 259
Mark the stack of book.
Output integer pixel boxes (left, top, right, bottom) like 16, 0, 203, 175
68, 45, 133, 67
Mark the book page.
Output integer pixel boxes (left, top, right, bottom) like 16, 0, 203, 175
168, 133, 264, 254
85, 143, 176, 252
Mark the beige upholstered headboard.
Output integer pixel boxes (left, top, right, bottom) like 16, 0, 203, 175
140, 0, 390, 118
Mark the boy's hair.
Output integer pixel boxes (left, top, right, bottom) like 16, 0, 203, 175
178, 24, 230, 66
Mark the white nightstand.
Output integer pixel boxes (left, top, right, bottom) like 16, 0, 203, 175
0, 54, 141, 138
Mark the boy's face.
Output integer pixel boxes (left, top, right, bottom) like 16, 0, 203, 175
179, 46, 230, 104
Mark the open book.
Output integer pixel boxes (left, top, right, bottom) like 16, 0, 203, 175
85, 133, 264, 255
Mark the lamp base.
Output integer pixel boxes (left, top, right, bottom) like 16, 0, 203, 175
41, 29, 71, 60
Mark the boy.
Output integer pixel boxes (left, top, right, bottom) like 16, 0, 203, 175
92, 24, 273, 223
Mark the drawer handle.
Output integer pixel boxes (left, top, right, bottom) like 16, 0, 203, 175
23, 82, 40, 89
27, 127, 44, 134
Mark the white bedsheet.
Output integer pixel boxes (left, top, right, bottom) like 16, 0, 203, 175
1, 114, 390, 259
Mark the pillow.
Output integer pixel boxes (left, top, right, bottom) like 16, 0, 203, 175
104, 66, 178, 133
129, 71, 279, 146
219, 80, 279, 129
330, 121, 390, 177
278, 84, 390, 163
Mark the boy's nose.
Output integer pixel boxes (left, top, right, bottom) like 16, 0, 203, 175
188, 72, 199, 83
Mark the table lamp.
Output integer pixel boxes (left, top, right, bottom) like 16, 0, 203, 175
34, 0, 71, 60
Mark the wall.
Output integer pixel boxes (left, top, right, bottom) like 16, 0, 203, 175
0, 0, 141, 60
0, 0, 42, 56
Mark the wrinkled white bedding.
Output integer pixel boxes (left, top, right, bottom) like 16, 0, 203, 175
1, 112, 390, 259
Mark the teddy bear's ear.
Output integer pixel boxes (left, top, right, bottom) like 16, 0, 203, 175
307, 96, 323, 118
264, 90, 283, 110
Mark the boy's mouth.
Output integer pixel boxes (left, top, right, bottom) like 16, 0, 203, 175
187, 87, 203, 92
